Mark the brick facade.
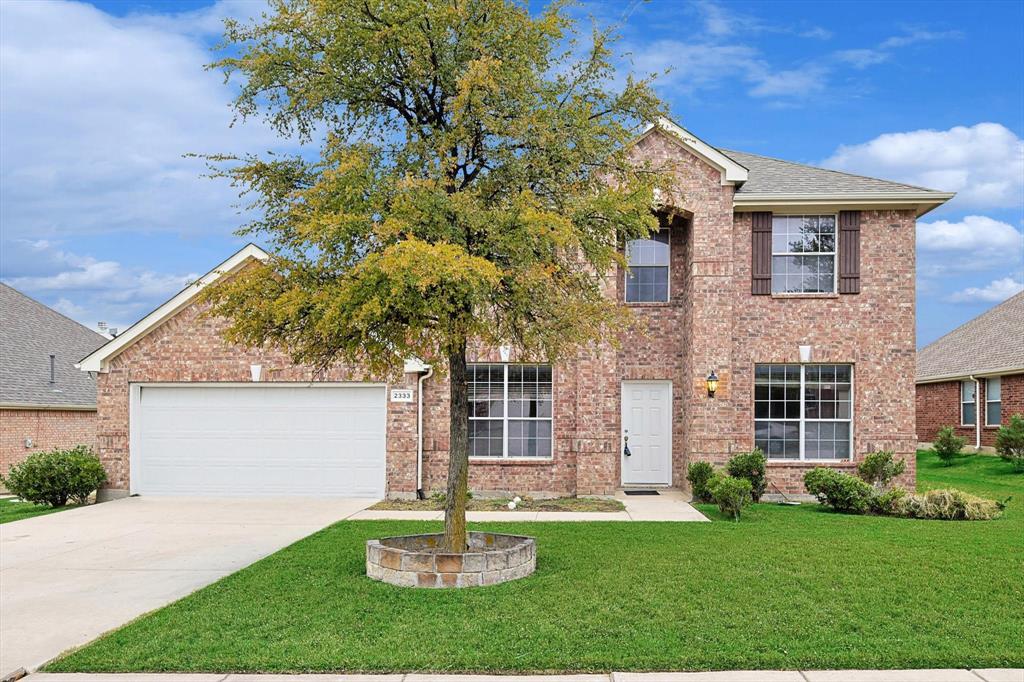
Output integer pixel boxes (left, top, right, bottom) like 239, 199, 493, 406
916, 373, 1024, 448
1, 408, 97, 490
90, 129, 921, 498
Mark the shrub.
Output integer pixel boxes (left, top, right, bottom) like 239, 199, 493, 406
726, 448, 767, 501
857, 450, 906, 489
869, 486, 908, 515
707, 473, 752, 521
686, 461, 715, 503
995, 413, 1024, 472
1, 446, 106, 507
894, 489, 1006, 521
803, 467, 875, 514
933, 426, 966, 465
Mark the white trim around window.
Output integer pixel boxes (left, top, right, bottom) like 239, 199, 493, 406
468, 363, 554, 460
754, 363, 854, 462
985, 376, 1002, 426
961, 380, 977, 426
625, 227, 671, 303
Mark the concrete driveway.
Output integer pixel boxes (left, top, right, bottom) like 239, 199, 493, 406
0, 496, 375, 676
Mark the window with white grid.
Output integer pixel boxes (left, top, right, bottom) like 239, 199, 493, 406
771, 215, 837, 294
754, 364, 853, 460
469, 364, 552, 458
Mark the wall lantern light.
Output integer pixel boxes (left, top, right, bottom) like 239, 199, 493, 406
706, 370, 719, 398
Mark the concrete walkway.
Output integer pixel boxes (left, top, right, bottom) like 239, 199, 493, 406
1, 497, 375, 677
349, 490, 708, 522
18, 669, 1024, 681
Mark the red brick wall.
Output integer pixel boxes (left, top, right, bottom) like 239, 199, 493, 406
95, 298, 419, 497
1, 408, 97, 490
917, 373, 1024, 448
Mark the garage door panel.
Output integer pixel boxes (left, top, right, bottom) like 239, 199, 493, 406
135, 385, 386, 497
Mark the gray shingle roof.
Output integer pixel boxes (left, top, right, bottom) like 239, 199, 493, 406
0, 284, 106, 407
917, 291, 1024, 382
722, 149, 944, 196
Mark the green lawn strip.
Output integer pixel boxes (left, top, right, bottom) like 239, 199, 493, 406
45, 451, 1024, 673
371, 496, 625, 512
0, 498, 77, 524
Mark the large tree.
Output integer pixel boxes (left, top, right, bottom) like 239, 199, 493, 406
206, 0, 669, 552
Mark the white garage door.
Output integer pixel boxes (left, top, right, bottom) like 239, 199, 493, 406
134, 385, 386, 497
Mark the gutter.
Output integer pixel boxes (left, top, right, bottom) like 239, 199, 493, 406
416, 365, 434, 499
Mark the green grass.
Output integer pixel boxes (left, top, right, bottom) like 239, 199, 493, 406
0, 498, 77, 524
46, 451, 1024, 673
371, 495, 625, 512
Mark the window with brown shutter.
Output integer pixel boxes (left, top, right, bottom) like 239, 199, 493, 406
838, 210, 861, 294
751, 211, 772, 295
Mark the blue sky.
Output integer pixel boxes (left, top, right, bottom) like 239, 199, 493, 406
1, 0, 1021, 346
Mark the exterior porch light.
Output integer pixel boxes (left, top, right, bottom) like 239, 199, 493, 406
706, 370, 719, 398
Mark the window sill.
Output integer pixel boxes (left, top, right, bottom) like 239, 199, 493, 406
469, 457, 554, 466
767, 459, 854, 466
770, 293, 840, 299
625, 301, 672, 307
984, 425, 1001, 429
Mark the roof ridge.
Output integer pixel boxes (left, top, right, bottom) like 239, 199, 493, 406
0, 282, 106, 341
919, 290, 1024, 353
720, 148, 942, 193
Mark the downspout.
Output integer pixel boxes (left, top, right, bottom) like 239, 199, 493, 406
969, 375, 981, 450
416, 365, 434, 499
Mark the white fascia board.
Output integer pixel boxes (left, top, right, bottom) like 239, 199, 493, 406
916, 367, 1024, 385
642, 117, 749, 186
733, 192, 956, 217
403, 358, 431, 373
77, 243, 271, 373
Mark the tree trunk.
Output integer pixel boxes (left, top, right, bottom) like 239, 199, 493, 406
443, 340, 470, 553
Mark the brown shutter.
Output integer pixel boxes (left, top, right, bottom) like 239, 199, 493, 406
751, 212, 772, 295
838, 210, 861, 294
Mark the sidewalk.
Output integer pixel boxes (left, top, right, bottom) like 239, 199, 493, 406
347, 490, 708, 522
18, 669, 1024, 681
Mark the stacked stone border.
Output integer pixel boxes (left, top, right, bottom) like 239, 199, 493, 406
366, 531, 536, 588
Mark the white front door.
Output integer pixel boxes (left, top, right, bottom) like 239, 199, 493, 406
621, 381, 672, 486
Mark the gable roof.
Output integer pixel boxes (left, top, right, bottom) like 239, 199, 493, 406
0, 283, 106, 408
640, 118, 749, 185
77, 244, 270, 373
916, 291, 1024, 383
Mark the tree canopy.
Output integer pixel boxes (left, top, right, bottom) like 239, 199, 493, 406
204, 0, 671, 551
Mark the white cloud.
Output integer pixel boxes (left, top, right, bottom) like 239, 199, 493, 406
748, 66, 828, 98
947, 277, 1024, 303
918, 216, 1023, 252
2, 241, 198, 330
0, 0, 291, 242
834, 48, 889, 69
822, 123, 1024, 208
879, 29, 962, 49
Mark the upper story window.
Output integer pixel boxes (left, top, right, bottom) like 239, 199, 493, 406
771, 215, 836, 294
468, 363, 553, 459
961, 380, 976, 425
626, 228, 670, 303
986, 377, 1001, 426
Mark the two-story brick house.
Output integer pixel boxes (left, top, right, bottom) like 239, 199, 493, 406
78, 122, 953, 500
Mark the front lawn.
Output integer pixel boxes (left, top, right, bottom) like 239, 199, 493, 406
46, 451, 1024, 673
0, 498, 77, 524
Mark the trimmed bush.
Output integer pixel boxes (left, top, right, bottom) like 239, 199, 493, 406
726, 448, 767, 502
869, 486, 908, 515
686, 461, 715, 503
894, 489, 1006, 521
933, 426, 966, 466
995, 413, 1024, 472
803, 467, 875, 514
1, 446, 106, 508
707, 473, 752, 521
857, 450, 906, 489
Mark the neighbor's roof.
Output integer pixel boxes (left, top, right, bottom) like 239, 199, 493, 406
916, 291, 1024, 383
0, 283, 106, 408
78, 243, 270, 373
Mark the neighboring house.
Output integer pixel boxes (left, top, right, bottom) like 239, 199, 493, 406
916, 291, 1024, 450
78, 122, 953, 500
1, 284, 107, 485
